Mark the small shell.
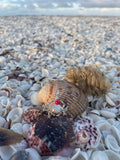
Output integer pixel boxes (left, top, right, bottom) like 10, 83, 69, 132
38, 80, 88, 117
95, 120, 111, 132
105, 150, 120, 160
11, 123, 23, 135
107, 92, 118, 100
25, 148, 42, 160
31, 92, 40, 105
91, 151, 109, 160
9, 150, 29, 160
0, 146, 15, 160
105, 135, 120, 152
22, 124, 32, 137
72, 117, 101, 150
0, 116, 6, 127
105, 95, 116, 106
10, 140, 28, 151
71, 148, 88, 160
87, 113, 103, 123
111, 125, 120, 143
23, 108, 42, 123
7, 108, 23, 123
100, 110, 116, 119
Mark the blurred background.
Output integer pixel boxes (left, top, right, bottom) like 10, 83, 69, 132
0, 0, 120, 16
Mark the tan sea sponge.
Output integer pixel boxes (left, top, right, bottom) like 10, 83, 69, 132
64, 66, 111, 96
38, 80, 88, 118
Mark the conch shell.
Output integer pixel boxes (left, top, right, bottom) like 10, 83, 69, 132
38, 80, 88, 117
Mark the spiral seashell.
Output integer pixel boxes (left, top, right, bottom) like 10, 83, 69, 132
38, 80, 88, 117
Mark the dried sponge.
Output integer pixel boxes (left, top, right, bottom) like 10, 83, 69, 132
64, 66, 111, 96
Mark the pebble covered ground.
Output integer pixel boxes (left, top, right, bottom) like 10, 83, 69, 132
0, 16, 120, 160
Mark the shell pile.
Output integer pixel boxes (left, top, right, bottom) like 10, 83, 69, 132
0, 16, 120, 160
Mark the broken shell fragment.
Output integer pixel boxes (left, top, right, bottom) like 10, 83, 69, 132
38, 80, 88, 117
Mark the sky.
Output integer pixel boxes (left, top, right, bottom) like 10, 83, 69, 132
0, 0, 120, 16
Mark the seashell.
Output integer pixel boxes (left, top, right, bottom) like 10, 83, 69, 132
7, 108, 23, 123
25, 148, 42, 160
27, 115, 74, 155
105, 150, 120, 160
10, 139, 28, 151
107, 92, 118, 100
105, 95, 116, 106
23, 108, 43, 123
0, 146, 16, 160
89, 109, 100, 115
0, 116, 6, 127
0, 76, 8, 84
91, 151, 109, 160
38, 80, 88, 117
95, 119, 111, 131
100, 110, 116, 119
0, 89, 10, 97
0, 96, 10, 108
72, 117, 101, 150
31, 92, 40, 105
22, 124, 32, 137
105, 135, 120, 152
110, 126, 120, 145
15, 95, 25, 107
30, 83, 40, 91
42, 68, 49, 77
11, 123, 23, 135
71, 148, 88, 160
0, 127, 23, 146
87, 113, 103, 123
9, 150, 29, 160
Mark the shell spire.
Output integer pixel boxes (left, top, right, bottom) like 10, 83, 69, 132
64, 66, 111, 96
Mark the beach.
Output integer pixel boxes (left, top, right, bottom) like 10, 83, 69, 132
0, 16, 120, 160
